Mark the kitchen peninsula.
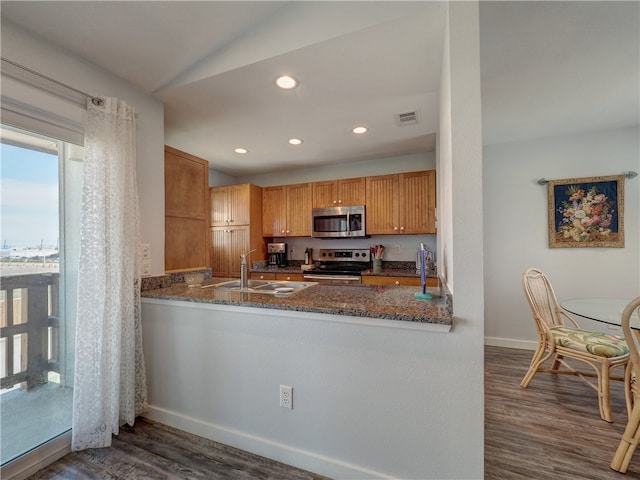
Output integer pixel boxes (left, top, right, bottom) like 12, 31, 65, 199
140, 273, 455, 478
141, 274, 452, 329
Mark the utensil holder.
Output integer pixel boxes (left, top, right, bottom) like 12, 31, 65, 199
373, 259, 382, 273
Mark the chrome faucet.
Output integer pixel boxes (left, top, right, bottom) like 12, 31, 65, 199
240, 249, 257, 289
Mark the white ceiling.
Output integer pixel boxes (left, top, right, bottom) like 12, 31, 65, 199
1, 1, 638, 177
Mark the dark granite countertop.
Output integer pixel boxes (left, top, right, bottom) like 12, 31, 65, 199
142, 276, 452, 326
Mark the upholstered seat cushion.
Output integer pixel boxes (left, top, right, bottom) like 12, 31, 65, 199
550, 327, 629, 358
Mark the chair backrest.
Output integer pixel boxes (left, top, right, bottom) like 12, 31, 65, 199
522, 268, 566, 333
621, 297, 640, 369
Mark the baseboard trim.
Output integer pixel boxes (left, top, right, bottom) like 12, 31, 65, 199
1, 430, 71, 480
484, 336, 537, 350
143, 406, 392, 480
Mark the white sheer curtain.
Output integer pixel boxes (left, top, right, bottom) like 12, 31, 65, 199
72, 97, 147, 450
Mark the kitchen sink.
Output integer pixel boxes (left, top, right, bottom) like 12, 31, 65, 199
252, 281, 317, 293
208, 279, 271, 289
205, 279, 317, 294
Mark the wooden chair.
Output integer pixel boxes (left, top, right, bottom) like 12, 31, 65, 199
520, 268, 629, 422
611, 296, 640, 473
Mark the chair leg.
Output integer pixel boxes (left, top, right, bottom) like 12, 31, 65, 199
598, 362, 613, 423
521, 343, 550, 388
611, 401, 640, 473
625, 365, 634, 418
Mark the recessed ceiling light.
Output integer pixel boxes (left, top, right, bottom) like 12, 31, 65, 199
352, 126, 368, 134
276, 75, 298, 90
288, 138, 303, 145
234, 148, 248, 154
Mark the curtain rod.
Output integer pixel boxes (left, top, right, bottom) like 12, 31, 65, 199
2, 57, 105, 107
537, 171, 637, 185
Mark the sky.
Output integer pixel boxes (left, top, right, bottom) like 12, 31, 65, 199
1, 143, 59, 248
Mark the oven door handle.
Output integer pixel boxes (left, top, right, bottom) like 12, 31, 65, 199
303, 274, 361, 281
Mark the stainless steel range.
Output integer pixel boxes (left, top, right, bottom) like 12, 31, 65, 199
302, 248, 371, 285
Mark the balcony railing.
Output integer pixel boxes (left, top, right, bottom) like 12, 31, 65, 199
0, 272, 59, 390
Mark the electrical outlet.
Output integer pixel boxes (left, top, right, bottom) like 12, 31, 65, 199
141, 243, 151, 259
279, 385, 293, 409
141, 259, 151, 276
394, 245, 400, 253
290, 246, 295, 255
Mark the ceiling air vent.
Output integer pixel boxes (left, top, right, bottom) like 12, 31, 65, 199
394, 110, 420, 127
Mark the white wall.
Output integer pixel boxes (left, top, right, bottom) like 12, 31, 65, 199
1, 20, 166, 276
436, 0, 486, 475
235, 152, 435, 187
142, 300, 477, 480
484, 126, 640, 348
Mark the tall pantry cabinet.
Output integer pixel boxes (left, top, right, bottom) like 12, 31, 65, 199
164, 146, 211, 272
210, 184, 263, 277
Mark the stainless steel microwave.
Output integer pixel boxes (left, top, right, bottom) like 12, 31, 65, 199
311, 205, 366, 238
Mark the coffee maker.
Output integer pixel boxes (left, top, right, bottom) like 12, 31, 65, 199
267, 243, 288, 267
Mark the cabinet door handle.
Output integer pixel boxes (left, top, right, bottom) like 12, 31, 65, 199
394, 226, 399, 231
395, 281, 400, 285
400, 226, 405, 231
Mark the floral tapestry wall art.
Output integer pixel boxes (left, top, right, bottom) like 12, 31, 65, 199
548, 175, 624, 248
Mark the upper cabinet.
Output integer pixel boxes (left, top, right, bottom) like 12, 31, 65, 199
210, 183, 261, 226
164, 146, 210, 272
366, 170, 436, 235
263, 182, 312, 237
312, 177, 366, 208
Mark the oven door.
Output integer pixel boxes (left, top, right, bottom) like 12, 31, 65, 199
302, 274, 362, 285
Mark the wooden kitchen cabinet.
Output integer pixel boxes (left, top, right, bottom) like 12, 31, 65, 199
362, 275, 438, 287
365, 170, 436, 235
312, 177, 365, 208
210, 184, 263, 277
262, 182, 311, 237
250, 272, 276, 281
276, 273, 305, 281
210, 183, 261, 227
211, 225, 255, 278
250, 272, 304, 281
164, 146, 210, 272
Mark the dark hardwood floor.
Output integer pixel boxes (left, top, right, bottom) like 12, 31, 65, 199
27, 419, 330, 480
26, 346, 639, 479
485, 345, 637, 479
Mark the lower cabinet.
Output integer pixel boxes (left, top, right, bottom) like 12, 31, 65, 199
211, 226, 250, 278
251, 272, 276, 281
250, 272, 305, 281
362, 276, 438, 287
275, 273, 305, 281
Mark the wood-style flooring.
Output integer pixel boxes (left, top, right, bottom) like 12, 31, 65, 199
26, 419, 330, 480
485, 345, 638, 479
27, 346, 640, 479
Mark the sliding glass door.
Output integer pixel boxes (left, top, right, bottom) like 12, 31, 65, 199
0, 125, 81, 465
